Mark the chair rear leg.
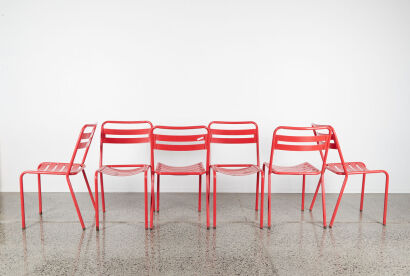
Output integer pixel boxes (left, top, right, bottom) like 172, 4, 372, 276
20, 173, 26, 229
150, 173, 155, 230
66, 176, 85, 230
198, 175, 202, 212
383, 171, 389, 225
213, 170, 217, 229
38, 174, 42, 215
255, 172, 260, 211
156, 175, 160, 212
260, 169, 265, 229
268, 173, 272, 229
206, 171, 210, 229
82, 170, 95, 208
360, 174, 366, 211
320, 175, 327, 228
329, 175, 349, 228
309, 180, 321, 211
301, 175, 305, 211
144, 171, 148, 229
100, 173, 106, 212
95, 171, 99, 231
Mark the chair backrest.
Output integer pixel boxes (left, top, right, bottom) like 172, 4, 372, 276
268, 126, 332, 172
311, 123, 348, 174
100, 121, 153, 167
67, 124, 97, 173
150, 125, 209, 168
208, 121, 260, 166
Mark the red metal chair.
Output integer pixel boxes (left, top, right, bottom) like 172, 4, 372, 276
94, 121, 153, 230
208, 121, 261, 229
150, 125, 209, 229
309, 124, 389, 227
261, 126, 332, 229
19, 124, 97, 230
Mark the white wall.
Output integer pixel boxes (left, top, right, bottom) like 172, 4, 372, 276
1, 0, 409, 193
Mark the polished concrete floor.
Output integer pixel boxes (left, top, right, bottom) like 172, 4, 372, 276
0, 192, 410, 275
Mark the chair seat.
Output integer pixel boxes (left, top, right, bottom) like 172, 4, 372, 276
156, 162, 206, 175
97, 165, 149, 176
326, 162, 372, 175
211, 165, 261, 176
35, 162, 84, 175
265, 162, 320, 175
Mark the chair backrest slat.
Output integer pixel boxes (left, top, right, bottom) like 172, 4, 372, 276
67, 124, 97, 174
208, 121, 260, 166
100, 121, 153, 167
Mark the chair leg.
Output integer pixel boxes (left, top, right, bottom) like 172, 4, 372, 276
206, 171, 210, 229
383, 171, 389, 225
95, 171, 99, 231
309, 179, 321, 211
82, 170, 95, 208
150, 173, 155, 230
20, 173, 26, 229
329, 175, 349, 228
156, 175, 160, 212
301, 175, 305, 211
255, 172, 260, 211
320, 175, 327, 228
213, 170, 217, 229
66, 176, 85, 230
260, 167, 265, 229
100, 173, 106, 213
360, 174, 366, 211
38, 174, 42, 215
268, 172, 272, 229
198, 175, 202, 212
144, 171, 148, 230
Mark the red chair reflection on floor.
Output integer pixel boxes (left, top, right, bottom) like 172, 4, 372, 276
150, 125, 209, 229
19, 124, 97, 230
208, 121, 262, 229
309, 124, 389, 227
94, 121, 153, 230
261, 126, 332, 229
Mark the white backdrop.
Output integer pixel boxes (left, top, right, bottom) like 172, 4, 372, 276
1, 0, 409, 193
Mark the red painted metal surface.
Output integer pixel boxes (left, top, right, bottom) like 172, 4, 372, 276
19, 124, 97, 230
208, 121, 261, 229
309, 124, 389, 227
150, 125, 209, 229
94, 121, 153, 230
261, 126, 332, 229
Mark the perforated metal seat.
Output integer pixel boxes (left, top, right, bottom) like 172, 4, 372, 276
35, 162, 84, 175
98, 165, 149, 177
264, 162, 320, 175
156, 162, 205, 175
326, 162, 372, 175
211, 165, 260, 176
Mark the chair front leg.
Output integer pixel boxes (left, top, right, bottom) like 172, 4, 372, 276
99, 173, 106, 212
66, 175, 85, 230
156, 174, 160, 212
20, 172, 27, 229
198, 175, 202, 212
95, 171, 99, 231
329, 175, 349, 228
38, 174, 42, 215
268, 172, 272, 229
301, 175, 305, 211
360, 174, 366, 211
82, 170, 95, 208
383, 171, 389, 225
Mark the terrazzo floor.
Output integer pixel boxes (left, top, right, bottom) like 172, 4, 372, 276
1, 192, 409, 275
